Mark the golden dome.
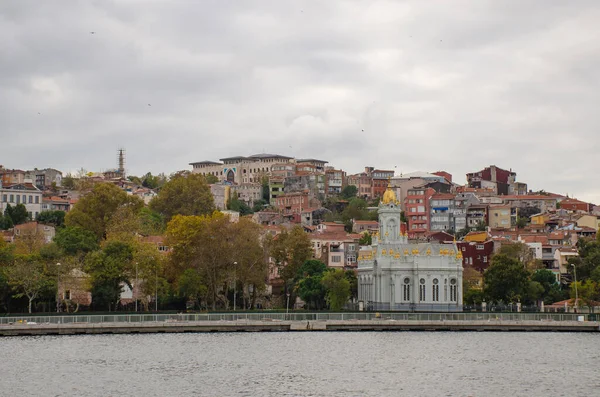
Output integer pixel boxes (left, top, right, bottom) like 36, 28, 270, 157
381, 181, 397, 205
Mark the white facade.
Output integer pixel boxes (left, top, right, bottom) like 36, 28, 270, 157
358, 189, 463, 312
0, 182, 43, 219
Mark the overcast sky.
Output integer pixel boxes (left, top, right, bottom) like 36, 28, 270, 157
2, 1, 599, 202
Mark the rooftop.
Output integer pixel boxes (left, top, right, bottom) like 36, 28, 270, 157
393, 171, 444, 180
295, 158, 328, 164
189, 160, 223, 166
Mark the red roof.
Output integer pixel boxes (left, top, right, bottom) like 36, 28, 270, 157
141, 235, 164, 244
2, 182, 38, 190
501, 195, 558, 200
430, 193, 455, 200
520, 235, 549, 244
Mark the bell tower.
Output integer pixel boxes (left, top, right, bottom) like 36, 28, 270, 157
378, 181, 402, 244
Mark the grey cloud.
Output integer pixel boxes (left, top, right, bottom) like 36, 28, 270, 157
1, 1, 599, 202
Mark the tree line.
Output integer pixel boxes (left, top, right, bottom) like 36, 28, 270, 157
0, 173, 359, 313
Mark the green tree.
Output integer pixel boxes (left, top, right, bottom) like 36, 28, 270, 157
65, 183, 144, 240
568, 239, 600, 281
36, 210, 66, 228
0, 238, 15, 265
272, 226, 313, 283
252, 199, 267, 213
400, 211, 408, 224
132, 240, 165, 311
345, 270, 358, 300
295, 260, 327, 310
62, 173, 76, 190
570, 280, 599, 312
483, 254, 530, 303
85, 240, 134, 311
4, 203, 29, 225
322, 269, 351, 311
474, 221, 487, 232
142, 172, 160, 189
0, 213, 14, 230
359, 232, 372, 246
54, 226, 100, 256
231, 218, 268, 309
149, 174, 215, 222
296, 259, 327, 280
516, 217, 527, 229
341, 185, 358, 200
261, 176, 270, 203
177, 268, 207, 309
525, 281, 544, 304
455, 227, 471, 240
138, 207, 166, 236
530, 269, 560, 303
204, 174, 219, 184
228, 195, 253, 215
6, 258, 52, 313
498, 242, 540, 270
128, 175, 143, 185
166, 213, 234, 310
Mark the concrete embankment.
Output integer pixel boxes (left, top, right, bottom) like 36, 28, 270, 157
1, 319, 598, 336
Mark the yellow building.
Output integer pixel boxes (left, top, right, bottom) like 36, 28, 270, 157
489, 205, 512, 229
530, 213, 549, 225
464, 231, 488, 243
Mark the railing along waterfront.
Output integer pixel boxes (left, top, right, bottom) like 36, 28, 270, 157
0, 312, 588, 325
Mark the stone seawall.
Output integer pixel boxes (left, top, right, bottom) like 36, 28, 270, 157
1, 319, 598, 336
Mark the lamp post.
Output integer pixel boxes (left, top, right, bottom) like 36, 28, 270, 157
286, 293, 291, 320
571, 263, 578, 312
56, 262, 61, 313
233, 262, 237, 311
134, 262, 138, 313
155, 265, 158, 312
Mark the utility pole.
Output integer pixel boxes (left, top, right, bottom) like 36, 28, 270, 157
135, 262, 138, 312
56, 263, 61, 313
571, 264, 578, 312
233, 261, 237, 311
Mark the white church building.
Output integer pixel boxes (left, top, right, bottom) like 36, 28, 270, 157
358, 185, 463, 312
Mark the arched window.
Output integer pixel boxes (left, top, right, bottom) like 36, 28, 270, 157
403, 277, 411, 301
432, 279, 439, 302
227, 170, 235, 182
419, 278, 426, 302
450, 279, 457, 302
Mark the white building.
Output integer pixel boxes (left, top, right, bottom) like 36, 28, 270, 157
0, 181, 43, 220
358, 185, 463, 312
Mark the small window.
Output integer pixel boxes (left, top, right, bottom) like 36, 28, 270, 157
64, 290, 71, 300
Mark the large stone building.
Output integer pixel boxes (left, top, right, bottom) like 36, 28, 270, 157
358, 185, 463, 312
190, 153, 294, 184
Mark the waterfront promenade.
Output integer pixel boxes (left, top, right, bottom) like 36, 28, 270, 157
1, 312, 599, 336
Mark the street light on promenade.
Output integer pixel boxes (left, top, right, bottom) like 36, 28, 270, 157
155, 265, 158, 312
571, 263, 578, 312
233, 262, 237, 311
56, 262, 61, 313
134, 262, 138, 312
